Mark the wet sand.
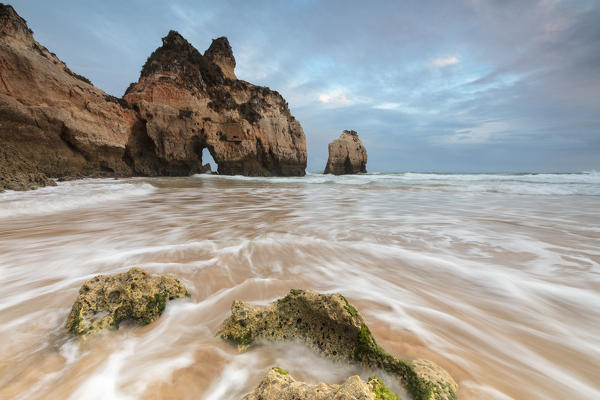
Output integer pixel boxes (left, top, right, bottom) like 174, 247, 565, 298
1, 174, 599, 399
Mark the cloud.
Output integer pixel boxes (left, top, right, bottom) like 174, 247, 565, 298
442, 121, 511, 144
12, 0, 600, 172
432, 56, 460, 67
317, 89, 352, 106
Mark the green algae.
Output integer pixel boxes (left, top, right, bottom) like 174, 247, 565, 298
369, 377, 401, 400
272, 366, 288, 375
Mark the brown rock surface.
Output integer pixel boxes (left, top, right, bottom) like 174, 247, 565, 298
66, 267, 189, 337
324, 130, 367, 175
0, 4, 140, 190
124, 31, 307, 176
218, 290, 457, 400
0, 143, 55, 190
0, 4, 307, 190
242, 367, 400, 400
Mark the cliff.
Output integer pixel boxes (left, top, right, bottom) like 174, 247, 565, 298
324, 130, 367, 175
124, 31, 307, 176
0, 4, 307, 191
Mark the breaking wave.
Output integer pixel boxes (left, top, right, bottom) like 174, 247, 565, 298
194, 171, 600, 195
0, 180, 156, 218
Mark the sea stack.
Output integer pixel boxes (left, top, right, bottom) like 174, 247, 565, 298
324, 130, 367, 175
0, 4, 307, 191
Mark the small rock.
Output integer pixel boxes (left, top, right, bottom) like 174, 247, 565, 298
66, 267, 189, 337
242, 367, 398, 400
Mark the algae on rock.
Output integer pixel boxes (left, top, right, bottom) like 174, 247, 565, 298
241, 367, 397, 400
217, 289, 457, 400
66, 267, 189, 337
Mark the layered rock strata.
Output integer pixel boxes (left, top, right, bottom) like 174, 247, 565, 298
66, 267, 189, 337
0, 4, 306, 191
218, 290, 457, 400
242, 367, 398, 400
324, 130, 367, 174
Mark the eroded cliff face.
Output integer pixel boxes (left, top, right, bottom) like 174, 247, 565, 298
124, 31, 306, 177
324, 130, 367, 175
0, 4, 139, 187
0, 4, 307, 190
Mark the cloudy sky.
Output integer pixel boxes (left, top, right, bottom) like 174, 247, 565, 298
13, 0, 600, 172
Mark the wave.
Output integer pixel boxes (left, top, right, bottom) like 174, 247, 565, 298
193, 171, 600, 195
0, 180, 156, 218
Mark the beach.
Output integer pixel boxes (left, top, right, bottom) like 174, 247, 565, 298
1, 172, 599, 399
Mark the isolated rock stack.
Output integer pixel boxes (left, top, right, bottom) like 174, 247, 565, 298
324, 130, 368, 175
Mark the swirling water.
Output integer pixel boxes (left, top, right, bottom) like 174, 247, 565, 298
0, 172, 599, 399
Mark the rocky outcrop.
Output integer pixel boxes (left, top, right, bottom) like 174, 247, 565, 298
0, 4, 307, 191
0, 143, 56, 191
218, 290, 457, 400
242, 367, 398, 400
66, 267, 189, 337
324, 130, 367, 175
124, 31, 306, 176
0, 4, 140, 190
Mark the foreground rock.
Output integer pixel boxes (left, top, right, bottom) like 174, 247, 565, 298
324, 130, 367, 175
66, 267, 189, 337
242, 367, 398, 400
218, 290, 457, 400
0, 4, 307, 191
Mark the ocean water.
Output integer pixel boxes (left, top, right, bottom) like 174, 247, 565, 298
0, 172, 599, 399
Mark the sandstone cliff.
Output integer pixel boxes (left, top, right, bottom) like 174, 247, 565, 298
124, 32, 307, 176
0, 4, 307, 190
324, 130, 367, 175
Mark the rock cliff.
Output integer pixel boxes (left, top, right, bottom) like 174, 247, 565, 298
324, 130, 367, 174
124, 31, 306, 176
0, 4, 307, 190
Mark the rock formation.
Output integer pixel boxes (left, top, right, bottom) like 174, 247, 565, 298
218, 290, 457, 400
123, 31, 306, 177
0, 4, 306, 191
242, 367, 398, 400
66, 267, 189, 337
324, 130, 367, 175
0, 143, 56, 190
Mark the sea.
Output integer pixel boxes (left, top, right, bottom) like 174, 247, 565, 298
1, 172, 599, 399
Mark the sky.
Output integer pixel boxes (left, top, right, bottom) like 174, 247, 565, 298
12, 0, 600, 172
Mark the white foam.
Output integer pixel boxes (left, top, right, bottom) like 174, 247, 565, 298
0, 180, 156, 218
192, 171, 600, 195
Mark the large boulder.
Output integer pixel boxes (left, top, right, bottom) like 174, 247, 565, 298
124, 31, 307, 176
217, 290, 457, 400
242, 367, 398, 400
0, 4, 307, 191
324, 130, 367, 175
66, 267, 189, 337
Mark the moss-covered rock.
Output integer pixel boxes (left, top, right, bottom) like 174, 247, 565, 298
242, 367, 393, 399
218, 290, 457, 400
66, 267, 189, 337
